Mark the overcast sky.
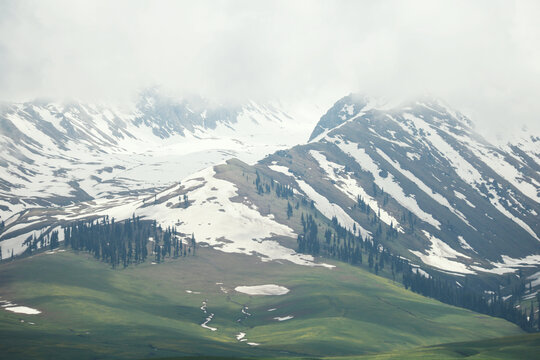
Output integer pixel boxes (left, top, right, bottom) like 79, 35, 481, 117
0, 0, 539, 139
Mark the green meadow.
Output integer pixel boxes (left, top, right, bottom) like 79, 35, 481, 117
0, 246, 526, 359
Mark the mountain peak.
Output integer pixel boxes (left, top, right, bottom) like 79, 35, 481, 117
309, 94, 473, 142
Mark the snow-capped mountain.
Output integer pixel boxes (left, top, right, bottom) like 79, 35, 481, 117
1, 92, 538, 285
266, 94, 539, 275
0, 89, 319, 222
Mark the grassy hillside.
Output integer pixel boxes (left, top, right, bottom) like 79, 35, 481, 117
0, 247, 523, 359
326, 333, 540, 360
159, 333, 540, 360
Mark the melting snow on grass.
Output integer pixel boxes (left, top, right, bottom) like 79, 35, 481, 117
234, 284, 290, 296
5, 306, 41, 315
201, 313, 217, 331
200, 300, 217, 331
0, 299, 41, 315
409, 231, 475, 275
273, 315, 294, 321
135, 167, 331, 267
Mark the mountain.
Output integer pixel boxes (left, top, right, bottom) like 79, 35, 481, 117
0, 236, 524, 359
0, 89, 319, 223
280, 95, 540, 277
2, 94, 538, 281
0, 93, 538, 359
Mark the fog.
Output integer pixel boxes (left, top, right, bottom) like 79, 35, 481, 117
1, 0, 539, 139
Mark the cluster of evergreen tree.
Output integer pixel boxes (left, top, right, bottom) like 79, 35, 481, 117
275, 183, 294, 199
295, 209, 538, 332
63, 215, 196, 268
355, 196, 398, 240
251, 167, 538, 332
23, 230, 60, 253
297, 213, 319, 255
403, 267, 538, 332
306, 213, 404, 276
254, 170, 294, 199
255, 171, 270, 195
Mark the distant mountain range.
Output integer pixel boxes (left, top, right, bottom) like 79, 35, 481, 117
1, 92, 538, 289
0, 89, 318, 221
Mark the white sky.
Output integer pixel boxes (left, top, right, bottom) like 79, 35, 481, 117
0, 0, 539, 139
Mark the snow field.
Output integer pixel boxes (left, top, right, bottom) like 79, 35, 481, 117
234, 284, 290, 296
269, 162, 370, 239
335, 139, 441, 230
309, 150, 403, 232
409, 231, 475, 275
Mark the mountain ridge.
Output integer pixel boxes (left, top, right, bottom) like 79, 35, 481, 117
1, 93, 538, 284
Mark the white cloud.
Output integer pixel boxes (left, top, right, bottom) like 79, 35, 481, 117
0, 0, 538, 138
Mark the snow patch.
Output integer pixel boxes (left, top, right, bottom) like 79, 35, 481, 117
409, 231, 475, 274
472, 254, 540, 275
4, 306, 41, 315
457, 235, 476, 253
454, 190, 476, 208
234, 284, 290, 296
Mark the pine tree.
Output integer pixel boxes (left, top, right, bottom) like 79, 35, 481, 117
287, 202, 293, 219
537, 292, 540, 330
529, 302, 534, 331
191, 233, 196, 255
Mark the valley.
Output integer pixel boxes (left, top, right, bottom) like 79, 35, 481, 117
0, 93, 539, 359
0, 247, 524, 359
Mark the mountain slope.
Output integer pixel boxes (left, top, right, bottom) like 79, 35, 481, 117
0, 94, 538, 359
0, 243, 523, 359
297, 95, 540, 276
0, 90, 319, 222
2, 94, 538, 280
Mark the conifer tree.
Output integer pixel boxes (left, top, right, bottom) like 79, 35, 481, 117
287, 202, 293, 219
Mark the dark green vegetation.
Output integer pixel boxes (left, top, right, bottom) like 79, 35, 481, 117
159, 333, 540, 359
328, 333, 540, 360
15, 216, 198, 268
0, 247, 525, 359
62, 217, 196, 268
218, 160, 538, 332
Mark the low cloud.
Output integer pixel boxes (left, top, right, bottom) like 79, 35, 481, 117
0, 0, 539, 138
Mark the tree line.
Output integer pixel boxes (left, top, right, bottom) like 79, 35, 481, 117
295, 209, 539, 332
11, 215, 197, 268
63, 215, 196, 268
